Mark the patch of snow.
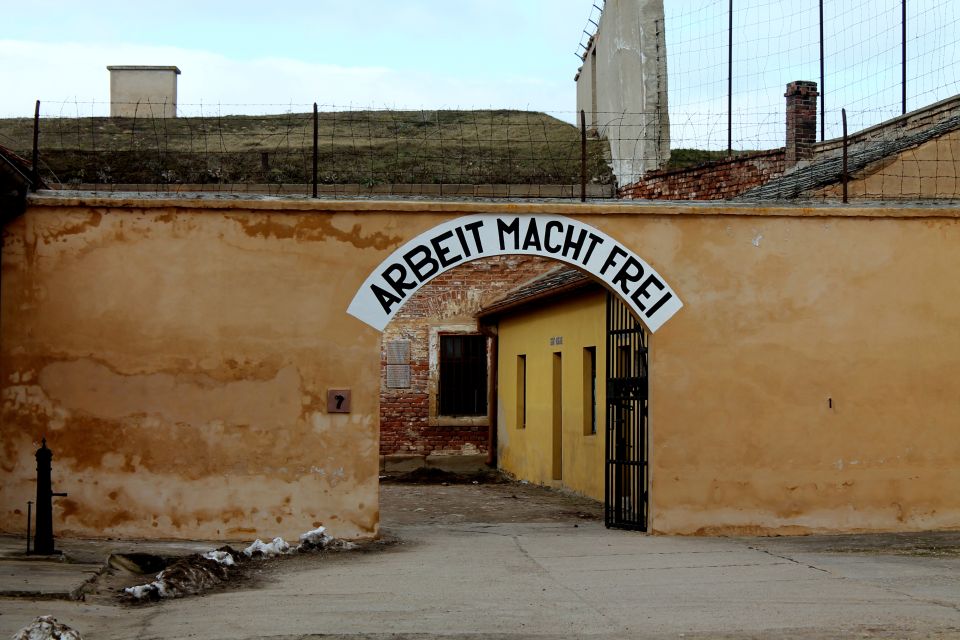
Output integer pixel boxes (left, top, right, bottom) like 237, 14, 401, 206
202, 550, 236, 566
123, 528, 355, 602
124, 581, 162, 600
298, 526, 330, 547
11, 615, 83, 640
243, 536, 291, 557
297, 526, 357, 551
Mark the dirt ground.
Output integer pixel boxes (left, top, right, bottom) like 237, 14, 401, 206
76, 477, 601, 606
37, 476, 960, 612
3, 481, 959, 640
380, 476, 603, 527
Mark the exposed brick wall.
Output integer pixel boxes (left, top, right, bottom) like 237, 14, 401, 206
618, 150, 786, 200
379, 255, 556, 456
785, 80, 819, 167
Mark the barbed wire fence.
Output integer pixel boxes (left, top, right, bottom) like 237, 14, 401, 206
1, 0, 957, 202
655, 0, 960, 149
1, 103, 617, 199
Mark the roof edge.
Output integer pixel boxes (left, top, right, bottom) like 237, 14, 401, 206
107, 66, 181, 74
26, 191, 960, 219
477, 268, 601, 322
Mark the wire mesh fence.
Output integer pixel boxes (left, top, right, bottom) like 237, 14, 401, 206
0, 104, 616, 199
2, 101, 957, 202
2, 0, 957, 203
620, 99, 960, 202
662, 0, 959, 148
573, 0, 960, 151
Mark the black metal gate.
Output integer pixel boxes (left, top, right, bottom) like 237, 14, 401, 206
605, 292, 649, 531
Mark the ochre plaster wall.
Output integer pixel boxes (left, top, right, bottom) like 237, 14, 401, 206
495, 289, 607, 501
3, 196, 959, 538
812, 129, 960, 200
635, 210, 960, 534
0, 202, 410, 540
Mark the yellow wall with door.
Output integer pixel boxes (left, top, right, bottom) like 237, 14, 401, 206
495, 288, 607, 501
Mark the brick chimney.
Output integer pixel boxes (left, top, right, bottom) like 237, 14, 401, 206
784, 80, 819, 168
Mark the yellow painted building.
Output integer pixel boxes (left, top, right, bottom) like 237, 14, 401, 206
482, 274, 608, 501
480, 269, 651, 529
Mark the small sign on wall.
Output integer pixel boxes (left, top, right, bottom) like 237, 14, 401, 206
550, 336, 563, 346
327, 389, 351, 413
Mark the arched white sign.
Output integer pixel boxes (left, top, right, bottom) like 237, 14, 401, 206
348, 214, 683, 332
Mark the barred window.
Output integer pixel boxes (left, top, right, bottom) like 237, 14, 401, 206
438, 335, 488, 416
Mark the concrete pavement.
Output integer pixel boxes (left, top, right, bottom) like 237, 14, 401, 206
2, 520, 958, 639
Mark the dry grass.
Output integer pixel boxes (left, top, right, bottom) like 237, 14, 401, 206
0, 110, 615, 187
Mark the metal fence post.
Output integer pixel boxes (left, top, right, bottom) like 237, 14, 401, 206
841, 108, 849, 203
819, 0, 825, 141
313, 102, 319, 198
727, 0, 733, 156
902, 0, 907, 115
580, 109, 587, 202
31, 100, 40, 192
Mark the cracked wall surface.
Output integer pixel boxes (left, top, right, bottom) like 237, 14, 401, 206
0, 204, 399, 540
2, 197, 960, 538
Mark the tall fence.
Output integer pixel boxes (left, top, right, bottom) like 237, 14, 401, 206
2, 0, 957, 203
1, 104, 616, 199
577, 0, 959, 151
3, 100, 958, 202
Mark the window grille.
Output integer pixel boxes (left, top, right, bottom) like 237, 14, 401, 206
438, 335, 488, 416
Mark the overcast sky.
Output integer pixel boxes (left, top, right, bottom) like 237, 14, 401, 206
1, 0, 593, 119
3, 1, 957, 147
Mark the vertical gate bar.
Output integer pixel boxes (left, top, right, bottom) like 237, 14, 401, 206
627, 310, 631, 524
635, 313, 640, 523
619, 297, 624, 523
613, 294, 619, 524
619, 299, 624, 523
612, 295, 617, 525
644, 326, 649, 528
631, 301, 635, 523
620, 297, 625, 523
627, 301, 632, 522
605, 293, 611, 527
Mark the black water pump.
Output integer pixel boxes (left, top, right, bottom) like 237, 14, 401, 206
28, 438, 67, 555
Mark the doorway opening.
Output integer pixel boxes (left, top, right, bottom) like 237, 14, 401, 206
552, 351, 563, 481
604, 292, 649, 531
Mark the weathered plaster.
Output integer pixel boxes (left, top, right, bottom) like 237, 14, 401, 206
576, 0, 671, 183
3, 193, 960, 538
813, 128, 960, 200
2, 205, 385, 540
108, 66, 179, 118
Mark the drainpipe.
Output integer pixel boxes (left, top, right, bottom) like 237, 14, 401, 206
478, 322, 498, 468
